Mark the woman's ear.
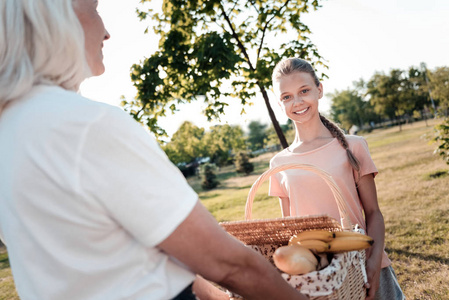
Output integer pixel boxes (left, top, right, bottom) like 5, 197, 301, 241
318, 83, 323, 99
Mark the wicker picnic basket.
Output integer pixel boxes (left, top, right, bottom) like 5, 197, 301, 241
220, 163, 368, 300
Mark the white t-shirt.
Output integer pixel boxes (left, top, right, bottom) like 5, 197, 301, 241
0, 85, 198, 300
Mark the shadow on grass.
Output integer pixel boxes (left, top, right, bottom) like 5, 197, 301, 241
200, 193, 220, 200
386, 247, 449, 265
215, 184, 253, 191
216, 170, 238, 181
424, 169, 449, 180
0, 251, 10, 270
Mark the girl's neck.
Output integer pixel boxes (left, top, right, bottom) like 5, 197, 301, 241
292, 118, 332, 145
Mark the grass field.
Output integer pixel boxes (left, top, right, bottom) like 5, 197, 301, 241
1, 119, 448, 299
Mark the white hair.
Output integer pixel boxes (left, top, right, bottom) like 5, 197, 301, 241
0, 0, 90, 108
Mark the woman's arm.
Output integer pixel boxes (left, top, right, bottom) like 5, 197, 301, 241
279, 197, 291, 217
158, 201, 308, 300
357, 174, 385, 300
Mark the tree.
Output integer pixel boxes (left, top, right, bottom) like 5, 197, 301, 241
247, 120, 268, 151
122, 0, 327, 148
366, 69, 411, 131
329, 87, 377, 132
163, 122, 247, 167
421, 62, 438, 117
162, 121, 205, 165
404, 66, 431, 122
429, 66, 449, 117
203, 124, 246, 166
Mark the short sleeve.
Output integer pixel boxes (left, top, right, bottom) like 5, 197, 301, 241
349, 136, 378, 182
78, 106, 198, 247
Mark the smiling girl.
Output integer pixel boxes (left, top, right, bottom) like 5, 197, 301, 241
269, 58, 405, 300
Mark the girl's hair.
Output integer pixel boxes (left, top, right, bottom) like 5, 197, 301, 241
272, 57, 361, 176
0, 0, 90, 108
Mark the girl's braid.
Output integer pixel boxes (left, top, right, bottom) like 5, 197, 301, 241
319, 114, 361, 178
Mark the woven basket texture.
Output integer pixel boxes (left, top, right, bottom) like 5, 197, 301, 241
220, 214, 342, 246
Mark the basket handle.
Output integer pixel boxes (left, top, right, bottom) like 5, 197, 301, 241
245, 163, 353, 230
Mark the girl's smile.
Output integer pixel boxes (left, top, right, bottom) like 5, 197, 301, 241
275, 71, 323, 123
294, 107, 310, 115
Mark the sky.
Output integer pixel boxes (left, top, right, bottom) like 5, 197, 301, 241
80, 0, 449, 137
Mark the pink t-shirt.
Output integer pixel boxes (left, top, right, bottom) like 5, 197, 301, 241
269, 135, 391, 268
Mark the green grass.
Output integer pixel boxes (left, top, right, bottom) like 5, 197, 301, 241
0, 247, 17, 300
1, 118, 448, 299
367, 121, 449, 299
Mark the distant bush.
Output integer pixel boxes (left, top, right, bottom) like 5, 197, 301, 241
234, 152, 254, 175
201, 163, 219, 190
433, 118, 449, 164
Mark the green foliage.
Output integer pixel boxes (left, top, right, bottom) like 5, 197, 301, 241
163, 122, 247, 167
201, 163, 219, 190
123, 0, 327, 144
234, 151, 254, 175
429, 66, 449, 116
406, 66, 429, 113
330, 65, 432, 132
162, 121, 205, 165
203, 124, 247, 166
366, 69, 409, 124
433, 118, 449, 164
329, 87, 377, 132
264, 121, 293, 147
247, 120, 268, 151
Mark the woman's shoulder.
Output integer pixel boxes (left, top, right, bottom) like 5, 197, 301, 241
26, 85, 135, 132
32, 85, 103, 107
35, 84, 123, 115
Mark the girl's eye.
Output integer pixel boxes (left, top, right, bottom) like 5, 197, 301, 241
300, 89, 309, 94
282, 95, 291, 102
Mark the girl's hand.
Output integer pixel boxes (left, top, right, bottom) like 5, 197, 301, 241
364, 255, 381, 300
357, 174, 384, 299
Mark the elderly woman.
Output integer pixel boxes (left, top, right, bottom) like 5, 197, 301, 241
0, 1, 309, 299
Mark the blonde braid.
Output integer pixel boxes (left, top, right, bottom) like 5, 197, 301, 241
320, 114, 361, 179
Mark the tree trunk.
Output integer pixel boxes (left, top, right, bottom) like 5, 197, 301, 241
258, 84, 289, 149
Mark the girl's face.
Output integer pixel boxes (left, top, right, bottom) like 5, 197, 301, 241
73, 0, 110, 76
275, 71, 323, 124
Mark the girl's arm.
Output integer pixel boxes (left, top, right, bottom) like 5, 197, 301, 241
279, 197, 290, 217
357, 173, 385, 300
